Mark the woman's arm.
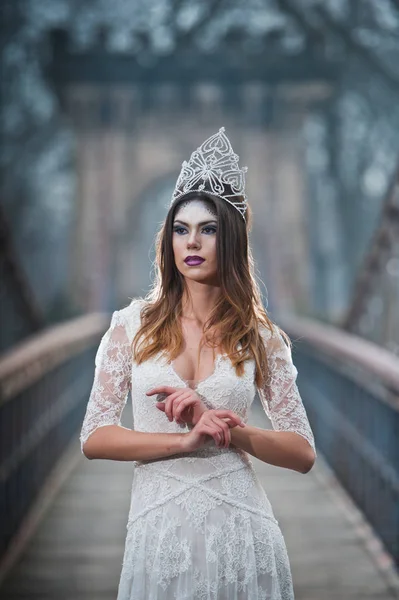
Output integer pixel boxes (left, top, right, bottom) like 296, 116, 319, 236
230, 327, 316, 474
229, 426, 313, 474
80, 308, 130, 458
82, 425, 186, 461
80, 305, 185, 461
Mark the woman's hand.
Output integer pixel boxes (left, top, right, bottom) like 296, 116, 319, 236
146, 385, 208, 426
181, 409, 246, 452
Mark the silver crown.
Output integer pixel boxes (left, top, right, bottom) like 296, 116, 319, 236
170, 127, 248, 220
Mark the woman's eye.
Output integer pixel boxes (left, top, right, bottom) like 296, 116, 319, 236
173, 226, 217, 235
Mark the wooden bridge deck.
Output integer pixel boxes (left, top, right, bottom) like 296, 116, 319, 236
1, 400, 398, 599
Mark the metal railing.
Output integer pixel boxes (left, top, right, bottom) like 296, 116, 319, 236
0, 313, 109, 561
280, 314, 399, 568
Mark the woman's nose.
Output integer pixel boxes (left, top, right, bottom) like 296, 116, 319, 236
187, 231, 200, 247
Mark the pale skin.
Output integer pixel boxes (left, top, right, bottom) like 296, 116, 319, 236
83, 198, 315, 474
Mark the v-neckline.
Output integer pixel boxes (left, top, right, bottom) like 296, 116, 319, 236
168, 352, 226, 391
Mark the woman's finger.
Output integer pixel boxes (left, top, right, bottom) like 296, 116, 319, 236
174, 395, 195, 421
205, 415, 225, 447
213, 410, 246, 427
201, 423, 222, 446
171, 392, 192, 419
208, 414, 233, 448
197, 420, 218, 442
209, 415, 229, 447
220, 424, 231, 448
222, 422, 232, 447
165, 395, 176, 421
163, 389, 186, 420
224, 417, 241, 428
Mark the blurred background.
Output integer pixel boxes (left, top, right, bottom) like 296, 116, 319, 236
0, 1, 399, 598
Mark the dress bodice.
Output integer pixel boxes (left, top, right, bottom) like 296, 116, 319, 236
132, 334, 256, 435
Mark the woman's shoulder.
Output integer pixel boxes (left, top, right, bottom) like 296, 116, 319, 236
115, 297, 148, 339
258, 321, 280, 341
258, 321, 290, 353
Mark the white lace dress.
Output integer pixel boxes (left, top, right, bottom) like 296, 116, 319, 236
79, 298, 316, 600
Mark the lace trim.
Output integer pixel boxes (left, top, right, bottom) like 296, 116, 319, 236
257, 326, 316, 455
128, 462, 279, 531
79, 303, 139, 452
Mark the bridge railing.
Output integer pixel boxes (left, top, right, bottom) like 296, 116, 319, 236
280, 315, 399, 568
0, 314, 109, 562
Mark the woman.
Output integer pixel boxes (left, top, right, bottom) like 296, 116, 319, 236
79, 127, 316, 600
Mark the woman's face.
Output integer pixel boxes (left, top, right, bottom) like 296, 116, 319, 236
172, 198, 218, 283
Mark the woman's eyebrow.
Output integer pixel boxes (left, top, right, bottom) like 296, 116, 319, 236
173, 219, 218, 226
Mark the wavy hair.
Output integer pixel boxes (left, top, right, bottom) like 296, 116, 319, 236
130, 183, 291, 390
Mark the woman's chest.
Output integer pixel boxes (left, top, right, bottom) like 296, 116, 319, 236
171, 346, 220, 384
131, 351, 257, 425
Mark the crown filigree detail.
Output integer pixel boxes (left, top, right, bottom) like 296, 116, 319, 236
171, 127, 248, 220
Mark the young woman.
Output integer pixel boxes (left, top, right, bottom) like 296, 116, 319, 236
80, 127, 316, 600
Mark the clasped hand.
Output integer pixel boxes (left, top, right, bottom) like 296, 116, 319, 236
146, 385, 246, 449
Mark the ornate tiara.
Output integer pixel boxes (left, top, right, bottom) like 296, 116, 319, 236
170, 127, 248, 221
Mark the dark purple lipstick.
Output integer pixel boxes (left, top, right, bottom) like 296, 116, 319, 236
184, 255, 205, 266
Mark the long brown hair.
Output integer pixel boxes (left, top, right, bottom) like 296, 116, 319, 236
130, 183, 291, 390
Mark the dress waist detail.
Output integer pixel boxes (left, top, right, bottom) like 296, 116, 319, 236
128, 461, 279, 528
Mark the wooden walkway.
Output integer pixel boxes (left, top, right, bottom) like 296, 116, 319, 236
1, 400, 398, 599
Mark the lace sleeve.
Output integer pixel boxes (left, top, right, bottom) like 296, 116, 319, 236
257, 327, 316, 456
79, 309, 132, 453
